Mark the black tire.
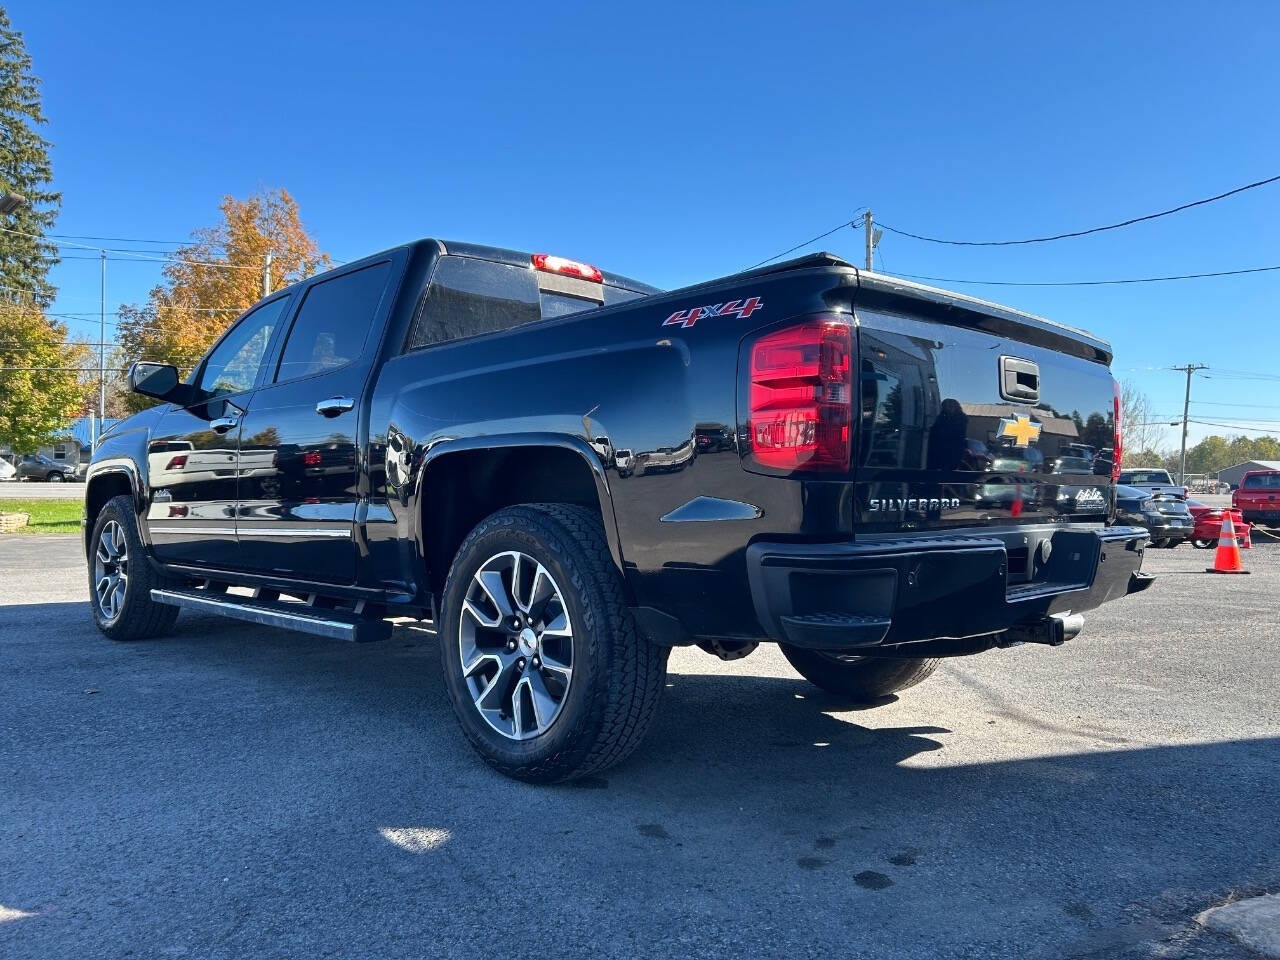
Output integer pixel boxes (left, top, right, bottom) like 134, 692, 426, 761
438, 504, 668, 783
88, 494, 180, 641
780, 645, 939, 703
1191, 538, 1215, 549
47, 471, 64, 483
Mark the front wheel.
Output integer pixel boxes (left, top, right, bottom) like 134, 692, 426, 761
47, 471, 64, 483
89, 495, 180, 641
1191, 538, 1215, 549
780, 645, 939, 703
439, 504, 668, 782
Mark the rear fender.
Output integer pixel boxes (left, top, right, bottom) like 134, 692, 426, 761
413, 432, 623, 574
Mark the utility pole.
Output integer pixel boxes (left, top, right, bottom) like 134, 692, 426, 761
97, 249, 107, 450
262, 252, 272, 298
1172, 363, 1209, 485
864, 210, 874, 270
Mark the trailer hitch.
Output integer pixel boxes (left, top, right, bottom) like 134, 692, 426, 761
997, 612, 1085, 648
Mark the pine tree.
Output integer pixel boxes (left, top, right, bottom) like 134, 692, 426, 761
0, 7, 60, 306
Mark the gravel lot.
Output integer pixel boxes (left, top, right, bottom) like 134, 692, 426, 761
1, 532, 1276, 959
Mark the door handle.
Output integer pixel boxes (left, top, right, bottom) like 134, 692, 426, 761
316, 396, 356, 417
209, 415, 239, 434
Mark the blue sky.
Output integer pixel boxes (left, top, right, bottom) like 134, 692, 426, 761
18, 0, 1280, 446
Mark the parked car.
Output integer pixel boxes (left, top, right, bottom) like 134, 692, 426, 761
1232, 469, 1280, 529
1117, 468, 1186, 500
1115, 484, 1193, 547
84, 241, 1153, 782
1185, 500, 1250, 550
13, 453, 69, 482
0, 455, 16, 482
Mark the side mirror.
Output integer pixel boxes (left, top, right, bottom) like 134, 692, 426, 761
128, 362, 191, 404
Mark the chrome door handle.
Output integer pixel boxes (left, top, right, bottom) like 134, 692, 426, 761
316, 396, 355, 417
209, 415, 239, 434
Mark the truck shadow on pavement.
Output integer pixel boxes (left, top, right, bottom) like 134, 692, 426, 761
3, 601, 1279, 959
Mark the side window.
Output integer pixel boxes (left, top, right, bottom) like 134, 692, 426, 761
406, 256, 540, 350
275, 262, 391, 382
197, 297, 291, 398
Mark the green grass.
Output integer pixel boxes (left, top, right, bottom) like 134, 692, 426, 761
0, 498, 82, 534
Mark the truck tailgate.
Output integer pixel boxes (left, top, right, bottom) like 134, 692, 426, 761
852, 284, 1116, 533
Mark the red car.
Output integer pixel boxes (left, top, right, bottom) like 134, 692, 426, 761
1232, 469, 1280, 530
1186, 500, 1251, 549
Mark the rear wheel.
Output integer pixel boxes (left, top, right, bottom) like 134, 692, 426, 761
780, 645, 939, 703
439, 504, 668, 782
89, 495, 180, 641
1192, 538, 1215, 549
47, 471, 64, 483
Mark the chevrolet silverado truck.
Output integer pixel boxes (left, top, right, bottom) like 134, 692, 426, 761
84, 240, 1154, 782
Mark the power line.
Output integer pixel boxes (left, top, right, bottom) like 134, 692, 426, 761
878, 172, 1280, 246
746, 207, 866, 270
1191, 399, 1280, 409
1188, 418, 1280, 434
1, 225, 261, 271
891, 264, 1280, 287
50, 232, 198, 245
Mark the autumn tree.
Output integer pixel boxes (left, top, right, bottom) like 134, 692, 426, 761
1184, 432, 1280, 476
115, 188, 329, 411
0, 303, 89, 451
1119, 379, 1168, 465
0, 7, 60, 306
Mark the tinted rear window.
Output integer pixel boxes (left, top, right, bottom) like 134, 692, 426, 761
406, 255, 650, 350
1243, 473, 1280, 489
540, 290, 600, 320
408, 257, 540, 349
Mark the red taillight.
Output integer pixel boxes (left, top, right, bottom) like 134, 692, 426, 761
531, 253, 603, 283
165, 455, 187, 470
749, 319, 852, 471
1111, 378, 1123, 485
303, 451, 322, 467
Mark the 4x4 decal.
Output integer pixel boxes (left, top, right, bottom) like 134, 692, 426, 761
663, 296, 763, 329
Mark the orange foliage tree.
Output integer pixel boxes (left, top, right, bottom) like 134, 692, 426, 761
115, 188, 329, 411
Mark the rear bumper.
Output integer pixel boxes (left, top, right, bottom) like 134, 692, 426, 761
1144, 517, 1193, 541
746, 524, 1153, 651
1240, 510, 1280, 524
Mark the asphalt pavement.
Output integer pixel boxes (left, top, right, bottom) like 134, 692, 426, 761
1, 533, 1276, 959
0, 481, 84, 500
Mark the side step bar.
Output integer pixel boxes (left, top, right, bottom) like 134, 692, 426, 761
150, 588, 392, 643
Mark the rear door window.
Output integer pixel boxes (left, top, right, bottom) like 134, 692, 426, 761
275, 262, 392, 382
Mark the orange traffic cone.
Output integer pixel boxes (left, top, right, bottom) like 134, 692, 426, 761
1241, 520, 1252, 549
1207, 510, 1250, 574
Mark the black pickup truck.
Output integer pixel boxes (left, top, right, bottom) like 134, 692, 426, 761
85, 240, 1153, 781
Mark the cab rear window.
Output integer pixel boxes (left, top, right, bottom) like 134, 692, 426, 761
1120, 470, 1172, 484
1242, 473, 1280, 490
406, 255, 649, 350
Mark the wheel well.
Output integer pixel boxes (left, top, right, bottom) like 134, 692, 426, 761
420, 446, 608, 596
85, 473, 134, 548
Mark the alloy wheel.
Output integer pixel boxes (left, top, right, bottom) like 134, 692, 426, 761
93, 520, 129, 622
458, 550, 573, 741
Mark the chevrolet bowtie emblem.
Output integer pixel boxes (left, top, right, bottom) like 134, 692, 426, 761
997, 414, 1042, 447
